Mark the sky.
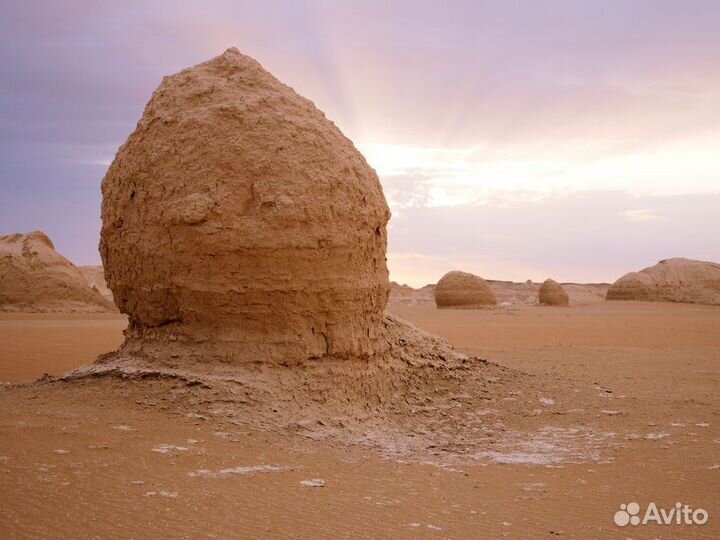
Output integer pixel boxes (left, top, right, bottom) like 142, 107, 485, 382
1, 0, 719, 287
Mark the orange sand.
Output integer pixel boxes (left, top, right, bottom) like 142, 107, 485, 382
0, 302, 718, 539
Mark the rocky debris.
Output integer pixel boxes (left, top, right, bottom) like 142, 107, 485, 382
0, 231, 116, 313
606, 258, 720, 305
68, 313, 606, 461
538, 279, 569, 306
434, 271, 497, 308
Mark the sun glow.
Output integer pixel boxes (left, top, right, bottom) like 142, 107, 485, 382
359, 133, 720, 212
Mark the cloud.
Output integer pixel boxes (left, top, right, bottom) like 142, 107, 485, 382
622, 209, 665, 222
365, 136, 720, 207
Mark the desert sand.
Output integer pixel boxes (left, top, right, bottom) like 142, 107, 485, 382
1, 302, 719, 539
0, 313, 126, 383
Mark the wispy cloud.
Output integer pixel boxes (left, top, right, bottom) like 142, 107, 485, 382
622, 208, 665, 222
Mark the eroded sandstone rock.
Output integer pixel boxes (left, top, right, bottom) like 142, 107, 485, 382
434, 270, 497, 308
606, 258, 720, 305
538, 279, 569, 306
101, 48, 390, 363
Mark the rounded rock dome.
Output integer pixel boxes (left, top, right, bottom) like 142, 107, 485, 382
434, 271, 497, 308
538, 279, 569, 306
101, 48, 390, 363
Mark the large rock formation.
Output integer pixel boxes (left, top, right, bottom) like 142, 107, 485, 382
0, 231, 116, 312
606, 258, 720, 305
70, 49, 596, 460
538, 279, 569, 306
434, 271, 497, 308
100, 48, 390, 364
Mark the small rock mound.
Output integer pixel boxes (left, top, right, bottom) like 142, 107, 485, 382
0, 231, 116, 312
434, 271, 497, 308
538, 279, 569, 306
100, 48, 390, 364
606, 258, 720, 305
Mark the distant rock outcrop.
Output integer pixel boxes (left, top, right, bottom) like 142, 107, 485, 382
487, 279, 539, 306
389, 281, 415, 302
0, 231, 116, 312
606, 258, 720, 305
434, 271, 497, 308
562, 283, 609, 304
78, 266, 114, 304
389, 281, 434, 304
538, 279, 569, 306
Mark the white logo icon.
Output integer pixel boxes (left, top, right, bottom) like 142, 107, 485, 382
614, 502, 641, 526
614, 502, 709, 527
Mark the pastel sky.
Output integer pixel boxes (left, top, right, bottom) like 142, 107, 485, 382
1, 1, 719, 286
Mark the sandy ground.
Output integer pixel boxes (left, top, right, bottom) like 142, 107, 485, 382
1, 302, 719, 539
0, 313, 126, 382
